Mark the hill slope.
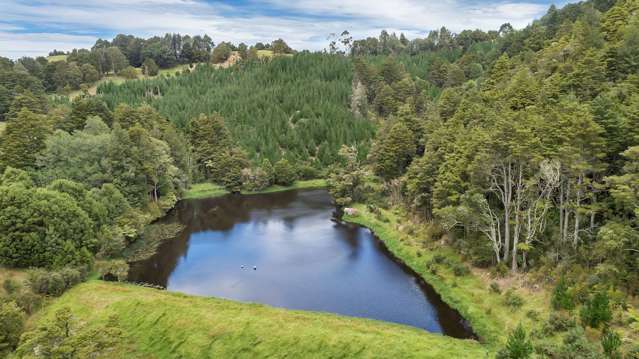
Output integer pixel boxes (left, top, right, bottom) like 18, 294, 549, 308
27, 280, 488, 358
96, 53, 375, 165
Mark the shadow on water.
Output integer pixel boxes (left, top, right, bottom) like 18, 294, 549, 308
128, 189, 476, 339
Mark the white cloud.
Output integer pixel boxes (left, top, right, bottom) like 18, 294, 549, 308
0, 0, 553, 58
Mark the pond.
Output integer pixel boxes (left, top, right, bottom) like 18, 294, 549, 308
128, 189, 475, 338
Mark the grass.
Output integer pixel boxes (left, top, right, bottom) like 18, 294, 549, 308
182, 183, 228, 199
33, 280, 488, 358
343, 205, 553, 350
257, 50, 274, 58
0, 121, 6, 135
183, 179, 327, 200
46, 54, 68, 62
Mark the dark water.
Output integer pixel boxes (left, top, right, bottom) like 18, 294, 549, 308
128, 189, 474, 338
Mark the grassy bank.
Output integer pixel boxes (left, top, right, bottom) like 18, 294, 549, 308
183, 179, 327, 200
343, 205, 552, 350
32, 280, 487, 358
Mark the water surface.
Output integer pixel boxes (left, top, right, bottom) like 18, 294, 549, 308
128, 189, 474, 338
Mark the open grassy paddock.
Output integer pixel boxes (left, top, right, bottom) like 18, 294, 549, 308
35, 280, 488, 358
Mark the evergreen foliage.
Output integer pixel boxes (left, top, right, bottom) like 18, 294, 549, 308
97, 53, 375, 166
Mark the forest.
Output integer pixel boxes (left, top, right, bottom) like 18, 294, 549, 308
0, 0, 638, 357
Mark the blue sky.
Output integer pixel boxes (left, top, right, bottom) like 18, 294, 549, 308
0, 0, 570, 59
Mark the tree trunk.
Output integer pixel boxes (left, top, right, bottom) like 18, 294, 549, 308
559, 181, 564, 243
573, 174, 582, 248
503, 162, 511, 262
512, 164, 523, 272
563, 179, 570, 243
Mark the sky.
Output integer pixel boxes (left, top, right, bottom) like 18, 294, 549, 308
0, 0, 570, 59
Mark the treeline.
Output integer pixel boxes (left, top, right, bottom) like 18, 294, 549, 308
0, 34, 296, 120
97, 53, 375, 167
0, 91, 190, 269
331, 0, 639, 355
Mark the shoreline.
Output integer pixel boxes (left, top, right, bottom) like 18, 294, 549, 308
182, 179, 327, 200
341, 204, 552, 351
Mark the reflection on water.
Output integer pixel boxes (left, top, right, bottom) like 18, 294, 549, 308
128, 189, 475, 338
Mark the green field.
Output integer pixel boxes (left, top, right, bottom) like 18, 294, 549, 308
0, 122, 6, 135
46, 54, 68, 62
33, 280, 487, 358
183, 179, 327, 199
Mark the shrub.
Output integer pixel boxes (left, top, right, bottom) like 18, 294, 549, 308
211, 42, 232, 63
497, 324, 533, 359
580, 292, 612, 329
10, 290, 42, 315
433, 254, 447, 265
142, 58, 159, 76
96, 260, 129, 282
559, 327, 600, 358
490, 282, 502, 294
600, 329, 621, 359
526, 310, 540, 321
627, 345, 639, 359
0, 301, 25, 354
503, 289, 525, 311
118, 66, 138, 79
27, 267, 87, 296
542, 312, 576, 334
273, 159, 297, 186
241, 167, 271, 192
297, 164, 318, 180
494, 262, 509, 278
551, 276, 575, 310
2, 278, 19, 294
453, 264, 470, 277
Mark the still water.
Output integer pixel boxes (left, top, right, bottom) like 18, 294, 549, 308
128, 189, 474, 338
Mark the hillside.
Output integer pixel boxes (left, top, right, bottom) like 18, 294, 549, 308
21, 280, 488, 358
97, 53, 375, 165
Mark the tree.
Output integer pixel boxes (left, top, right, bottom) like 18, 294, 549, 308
62, 96, 113, 132
328, 145, 364, 206
0, 185, 94, 268
271, 39, 293, 54
580, 291, 612, 328
105, 47, 128, 74
5, 89, 47, 120
80, 63, 100, 83
211, 43, 232, 64
497, 324, 533, 359
0, 301, 24, 354
273, 159, 297, 186
38, 117, 112, 187
190, 113, 233, 180
16, 307, 123, 358
207, 147, 248, 192
142, 58, 159, 76
601, 328, 622, 359
371, 120, 416, 180
0, 108, 49, 172
118, 66, 138, 79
